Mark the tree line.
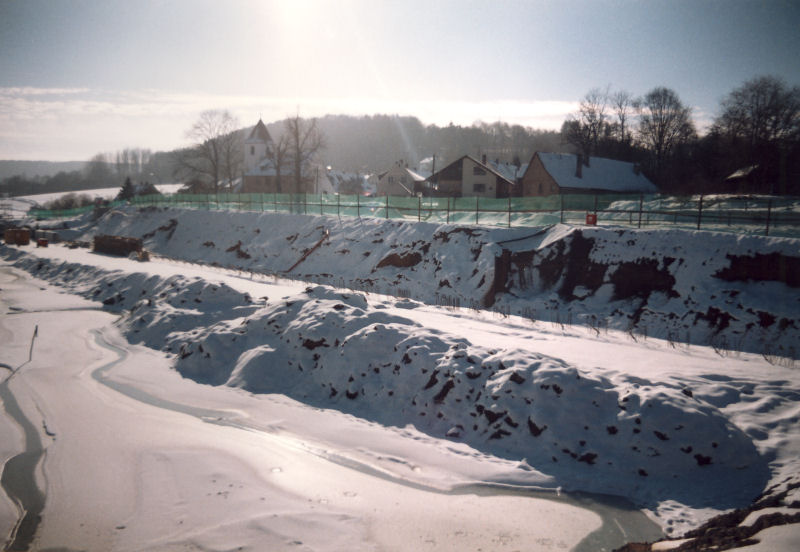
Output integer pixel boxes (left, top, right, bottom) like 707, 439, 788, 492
562, 76, 800, 194
0, 148, 175, 197
178, 75, 798, 195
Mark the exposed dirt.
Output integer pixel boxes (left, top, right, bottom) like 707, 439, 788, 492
615, 480, 800, 551
714, 252, 800, 288
375, 251, 423, 269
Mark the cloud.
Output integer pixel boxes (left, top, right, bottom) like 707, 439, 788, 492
0, 87, 91, 96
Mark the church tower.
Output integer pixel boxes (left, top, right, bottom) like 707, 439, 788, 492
244, 119, 273, 173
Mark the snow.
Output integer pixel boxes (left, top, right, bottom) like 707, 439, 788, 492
18, 183, 183, 205
538, 152, 657, 193
0, 266, 608, 551
735, 524, 800, 551
2, 203, 799, 550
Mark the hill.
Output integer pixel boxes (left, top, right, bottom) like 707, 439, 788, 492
0, 160, 86, 181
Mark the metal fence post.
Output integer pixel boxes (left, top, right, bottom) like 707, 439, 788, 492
386, 194, 389, 219
637, 194, 643, 228
357, 193, 360, 218
476, 196, 479, 225
697, 194, 703, 230
765, 198, 772, 236
508, 195, 511, 228
446, 197, 450, 224
560, 194, 564, 223
418, 196, 421, 222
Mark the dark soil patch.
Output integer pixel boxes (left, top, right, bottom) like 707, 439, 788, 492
694, 306, 736, 333
375, 251, 422, 269
433, 228, 483, 243
714, 252, 800, 288
610, 259, 678, 301
556, 231, 608, 300
142, 218, 178, 240
226, 241, 251, 259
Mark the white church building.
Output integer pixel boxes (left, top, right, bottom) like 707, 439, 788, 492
242, 119, 332, 194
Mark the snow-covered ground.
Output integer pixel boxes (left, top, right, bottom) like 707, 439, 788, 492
3, 267, 628, 551
0, 184, 184, 219
2, 204, 799, 550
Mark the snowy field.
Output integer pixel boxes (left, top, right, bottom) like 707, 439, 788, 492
0, 184, 184, 219
1, 203, 799, 550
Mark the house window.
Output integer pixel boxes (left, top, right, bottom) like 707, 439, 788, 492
388, 176, 394, 184
250, 146, 255, 155
473, 166, 486, 176
473, 183, 486, 193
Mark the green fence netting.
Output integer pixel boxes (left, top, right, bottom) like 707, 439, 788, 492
27, 192, 800, 238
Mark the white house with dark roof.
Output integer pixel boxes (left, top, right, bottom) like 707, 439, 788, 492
376, 161, 429, 196
520, 152, 657, 196
426, 155, 516, 198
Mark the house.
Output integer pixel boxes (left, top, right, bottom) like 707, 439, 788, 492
311, 167, 356, 195
426, 155, 515, 198
519, 152, 657, 196
376, 161, 429, 196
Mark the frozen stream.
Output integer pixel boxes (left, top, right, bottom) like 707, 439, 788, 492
0, 262, 664, 551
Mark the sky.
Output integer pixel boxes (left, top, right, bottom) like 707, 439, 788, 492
0, 0, 799, 161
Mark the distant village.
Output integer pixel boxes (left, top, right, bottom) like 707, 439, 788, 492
215, 119, 657, 200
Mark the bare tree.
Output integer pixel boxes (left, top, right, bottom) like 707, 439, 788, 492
84, 153, 113, 187
284, 113, 325, 194
611, 90, 635, 144
713, 76, 800, 146
562, 88, 609, 164
712, 76, 800, 193
175, 109, 242, 192
636, 87, 696, 183
713, 75, 800, 185
271, 134, 290, 193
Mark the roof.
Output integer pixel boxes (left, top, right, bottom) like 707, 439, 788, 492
488, 160, 527, 182
404, 167, 428, 181
428, 155, 514, 186
725, 165, 759, 180
246, 157, 299, 177
535, 152, 656, 193
246, 119, 272, 144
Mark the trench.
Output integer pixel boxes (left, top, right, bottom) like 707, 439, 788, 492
0, 268, 107, 552
0, 371, 45, 551
89, 327, 663, 551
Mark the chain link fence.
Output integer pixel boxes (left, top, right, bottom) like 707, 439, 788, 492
25, 192, 800, 238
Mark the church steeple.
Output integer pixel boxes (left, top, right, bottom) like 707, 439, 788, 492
244, 118, 274, 173
247, 118, 272, 143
